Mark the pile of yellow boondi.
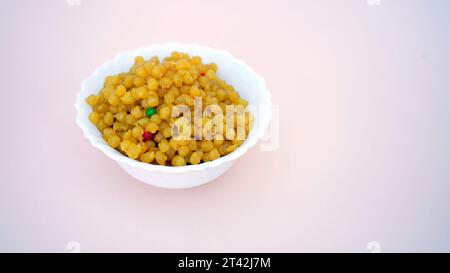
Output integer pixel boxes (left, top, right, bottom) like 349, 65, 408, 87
86, 52, 252, 166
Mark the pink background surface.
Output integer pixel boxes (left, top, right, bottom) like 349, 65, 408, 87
1, 0, 449, 252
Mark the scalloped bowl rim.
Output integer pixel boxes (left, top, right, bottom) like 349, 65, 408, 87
75, 43, 272, 174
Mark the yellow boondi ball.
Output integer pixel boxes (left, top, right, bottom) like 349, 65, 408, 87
89, 112, 100, 124
86, 95, 99, 106
171, 155, 186, 166
140, 151, 155, 163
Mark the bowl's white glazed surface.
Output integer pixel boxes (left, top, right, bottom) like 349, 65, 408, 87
75, 43, 271, 189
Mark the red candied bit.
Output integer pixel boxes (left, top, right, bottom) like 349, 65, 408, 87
200, 72, 205, 76
142, 131, 153, 141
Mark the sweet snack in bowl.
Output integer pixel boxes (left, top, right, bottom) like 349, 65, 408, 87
86, 52, 252, 166
75, 43, 271, 188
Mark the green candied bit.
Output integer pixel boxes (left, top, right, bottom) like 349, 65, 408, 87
146, 107, 157, 117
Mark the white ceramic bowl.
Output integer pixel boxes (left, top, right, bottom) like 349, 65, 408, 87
75, 43, 272, 189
